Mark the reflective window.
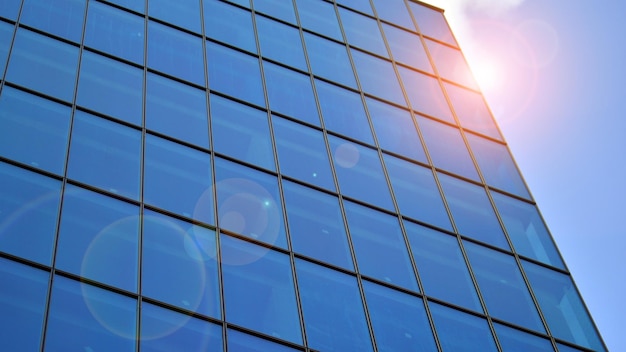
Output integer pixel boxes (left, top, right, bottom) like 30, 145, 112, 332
494, 323, 555, 352
253, 0, 296, 25
339, 8, 387, 57
144, 135, 214, 224
328, 136, 394, 211
214, 158, 286, 248
296, 259, 373, 351
371, 0, 413, 30
351, 49, 405, 106
273, 116, 335, 191
283, 181, 352, 270
0, 0, 20, 20
228, 329, 299, 351
149, 0, 201, 33
226, 0, 249, 7
56, 185, 139, 292
77, 51, 143, 126
21, 0, 85, 43
0, 87, 70, 175
382, 24, 432, 73
0, 21, 11, 73
211, 94, 274, 171
445, 83, 501, 139
296, 0, 342, 41
425, 39, 477, 89
263, 61, 319, 125
102, 0, 145, 13
363, 281, 437, 352
146, 73, 209, 147
304, 33, 356, 88
397, 67, 453, 122
221, 235, 302, 344
142, 211, 220, 318
344, 201, 418, 291
384, 155, 452, 231
204, 0, 256, 54
257, 15, 306, 71
405, 222, 482, 312
429, 303, 498, 352
67, 112, 141, 199
6, 28, 78, 102
207, 42, 265, 107
409, 3, 457, 46
337, 0, 372, 15
44, 277, 136, 351
558, 343, 587, 352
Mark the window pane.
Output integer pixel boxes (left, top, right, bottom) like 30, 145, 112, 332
204, 0, 256, 53
256, 15, 306, 71
445, 83, 501, 140
409, 3, 457, 46
558, 343, 587, 352
337, 0, 372, 15
282, 181, 352, 270
0, 87, 71, 175
397, 67, 453, 122
296, 0, 342, 41
304, 33, 356, 88
351, 50, 405, 106
263, 61, 319, 125
344, 201, 418, 291
0, 21, 11, 73
142, 211, 220, 318
296, 259, 373, 352
102, 0, 145, 13
21, 0, 85, 42
371, 0, 413, 30
221, 235, 302, 344
0, 0, 20, 20
149, 0, 201, 33
253, 0, 296, 24
339, 8, 387, 57
382, 24, 432, 73
67, 112, 141, 200
425, 38, 477, 89
227, 329, 299, 351
494, 323, 555, 352
144, 135, 214, 224
429, 303, 498, 352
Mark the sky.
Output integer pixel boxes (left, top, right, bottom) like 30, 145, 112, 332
421, 0, 626, 350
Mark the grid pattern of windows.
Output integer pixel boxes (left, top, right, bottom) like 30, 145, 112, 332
0, 0, 605, 351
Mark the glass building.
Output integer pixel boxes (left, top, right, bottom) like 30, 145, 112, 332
0, 0, 606, 351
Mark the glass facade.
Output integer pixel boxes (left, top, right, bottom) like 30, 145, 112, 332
0, 0, 605, 351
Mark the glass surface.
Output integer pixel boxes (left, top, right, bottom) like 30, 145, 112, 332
141, 303, 223, 352
557, 343, 586, 352
214, 158, 286, 248
351, 49, 405, 106
0, 21, 11, 74
384, 155, 452, 231
102, 0, 145, 13
494, 323, 555, 352
282, 181, 352, 270
6, 28, 78, 102
142, 211, 220, 318
339, 8, 387, 57
0, 258, 48, 351
221, 235, 302, 343
438, 173, 509, 249
429, 303, 498, 352
204, 0, 256, 54
296, 259, 373, 352
77, 51, 143, 126
328, 136, 394, 211
344, 201, 418, 291
227, 329, 299, 351
67, 111, 141, 199
0, 163, 61, 265
491, 191, 564, 269
419, 117, 479, 181
397, 66, 454, 122
315, 80, 373, 144
445, 83, 501, 139
0, 0, 20, 20
382, 23, 432, 73
211, 95, 274, 171
207, 42, 265, 107
405, 222, 482, 312
296, 0, 342, 41
263, 61, 319, 125
409, 3, 457, 46
363, 281, 437, 352
21, 0, 85, 43
149, 0, 201, 33
303, 33, 356, 88
146, 72, 209, 147
272, 116, 335, 191
44, 277, 136, 351
256, 15, 306, 71
337, 0, 372, 15
523, 261, 606, 351
426, 38, 477, 89
144, 135, 214, 224
371, 0, 413, 30
0, 87, 70, 175
252, 0, 296, 24
56, 185, 139, 292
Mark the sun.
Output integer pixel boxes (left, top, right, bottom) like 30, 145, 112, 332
470, 58, 502, 94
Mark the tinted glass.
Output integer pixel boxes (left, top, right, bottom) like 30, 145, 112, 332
263, 61, 319, 125
204, 0, 256, 53
445, 83, 501, 139
21, 0, 85, 42
253, 0, 296, 24
256, 15, 306, 70
429, 303, 498, 352
0, 22, 11, 73
495, 323, 555, 352
397, 67, 454, 122
149, 0, 201, 33
296, 0, 342, 41
425, 39, 477, 89
339, 8, 387, 57
382, 23, 432, 73
351, 49, 405, 106
371, 0, 413, 30
228, 329, 299, 351
102, 0, 145, 13
304, 33, 356, 88
0, 0, 20, 20
557, 343, 587, 352
409, 3, 457, 46
337, 0, 372, 15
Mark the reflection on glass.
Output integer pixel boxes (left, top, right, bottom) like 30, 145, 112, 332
296, 0, 342, 41
263, 61, 319, 125
0, 22, 11, 73
494, 323, 554, 352
228, 329, 299, 351
149, 0, 201, 33
339, 8, 387, 56
304, 33, 356, 88
256, 15, 306, 71
21, 0, 86, 43
0, 0, 20, 20
382, 23, 432, 73
102, 0, 145, 13
204, 0, 256, 53
425, 38, 477, 89
397, 67, 453, 122
409, 3, 457, 46
429, 303, 498, 352
371, 0, 413, 30
351, 50, 405, 106
252, 0, 296, 24
445, 83, 501, 139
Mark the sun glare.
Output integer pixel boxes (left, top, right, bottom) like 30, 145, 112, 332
471, 59, 501, 93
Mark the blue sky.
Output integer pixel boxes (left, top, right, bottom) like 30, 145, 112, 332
424, 0, 626, 350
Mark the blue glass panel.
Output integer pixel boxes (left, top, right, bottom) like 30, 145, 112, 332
77, 51, 143, 126
492, 191, 564, 269
296, 259, 373, 352
366, 98, 427, 163
339, 8, 387, 57
204, 0, 256, 53
144, 135, 214, 224
21, 0, 85, 42
351, 50, 405, 106
445, 83, 501, 139
426, 38, 477, 89
273, 116, 334, 191
337, 0, 372, 15
438, 173, 509, 249
382, 24, 432, 73
256, 16, 305, 70
557, 343, 586, 352
148, 21, 205, 86
84, 1, 144, 64
494, 323, 555, 352
44, 277, 136, 351
409, 3, 457, 46
0, 21, 11, 73
141, 303, 223, 352
207, 42, 265, 107
328, 136, 394, 211
384, 155, 452, 231
211, 95, 274, 171
146, 73, 209, 147
0, 87, 70, 175
523, 261, 605, 351
103, 0, 145, 13
363, 281, 437, 352
149, 0, 201, 33
67, 112, 141, 199
0, 258, 48, 351
315, 80, 373, 144
397, 66, 454, 122
6, 28, 78, 102
263, 61, 318, 125
0, 163, 61, 265
228, 329, 299, 351
142, 211, 220, 318
282, 181, 352, 270
344, 201, 418, 291
296, 0, 342, 41
214, 158, 286, 248
253, 0, 296, 24
405, 222, 482, 312
221, 235, 302, 344
371, 0, 413, 30
429, 303, 498, 352
0, 0, 20, 20
303, 33, 356, 88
